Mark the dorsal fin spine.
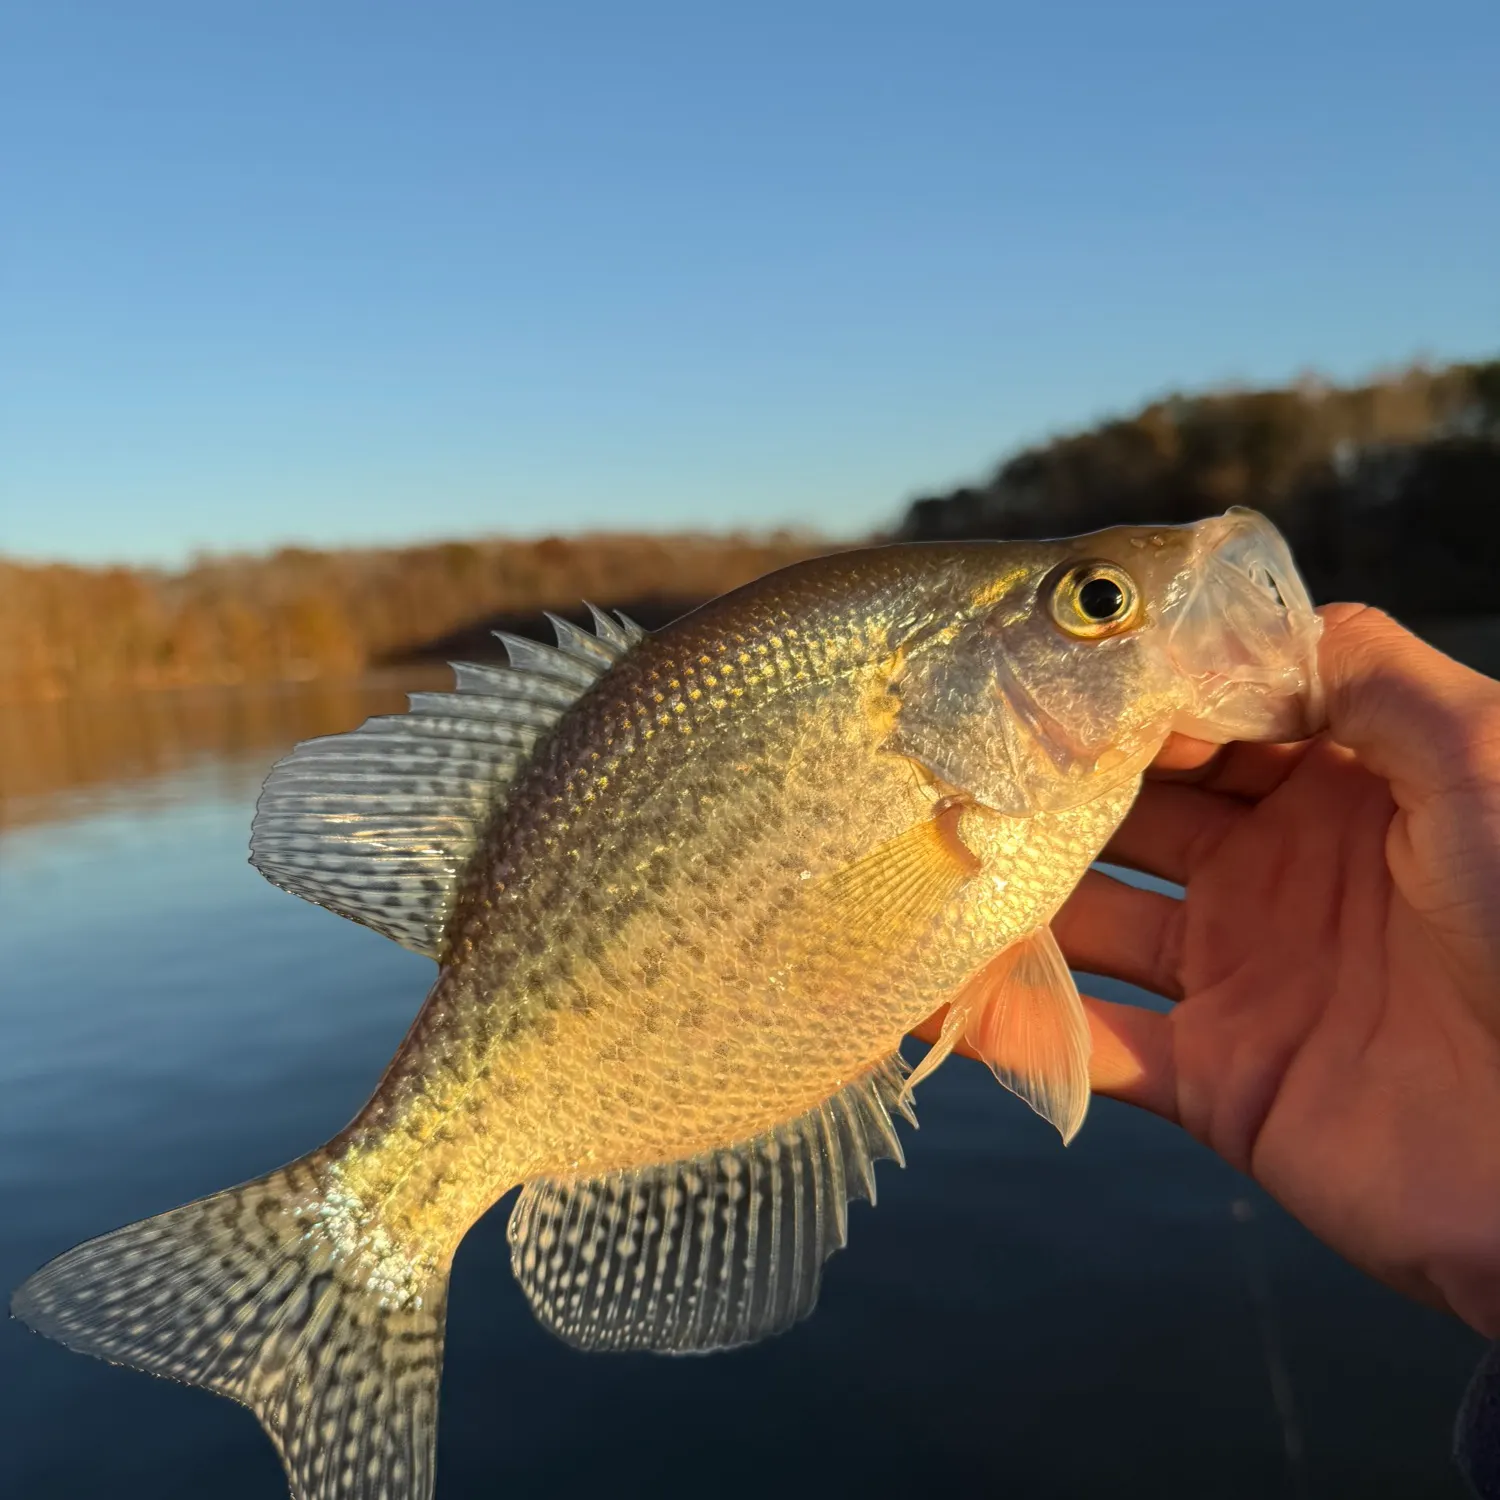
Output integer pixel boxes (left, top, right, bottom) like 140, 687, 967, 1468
249, 606, 643, 956
546, 611, 622, 669
585, 601, 632, 652
494, 632, 600, 688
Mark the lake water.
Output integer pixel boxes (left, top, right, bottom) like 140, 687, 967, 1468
0, 676, 1487, 1499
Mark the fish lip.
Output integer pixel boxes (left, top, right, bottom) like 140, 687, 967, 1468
1163, 508, 1326, 743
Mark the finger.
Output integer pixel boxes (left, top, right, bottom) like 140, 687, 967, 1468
1142, 600, 1490, 807
910, 995, 1178, 1123
1101, 780, 1245, 886
1148, 733, 1314, 801
1149, 733, 1224, 777
1317, 603, 1500, 806
1052, 869, 1184, 999
1084, 996, 1177, 1121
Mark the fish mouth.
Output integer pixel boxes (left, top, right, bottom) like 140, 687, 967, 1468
1163, 508, 1325, 744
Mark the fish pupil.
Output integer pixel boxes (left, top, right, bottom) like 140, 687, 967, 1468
1078, 576, 1126, 621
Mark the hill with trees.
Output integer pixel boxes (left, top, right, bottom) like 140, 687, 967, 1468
4, 358, 1495, 703
900, 358, 1500, 617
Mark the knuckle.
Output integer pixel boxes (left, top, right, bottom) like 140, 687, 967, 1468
1156, 896, 1187, 993
1450, 702, 1500, 783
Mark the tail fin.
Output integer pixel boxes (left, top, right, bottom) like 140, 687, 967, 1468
11, 1160, 448, 1500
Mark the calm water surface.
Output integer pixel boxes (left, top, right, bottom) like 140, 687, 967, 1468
0, 680, 1485, 1498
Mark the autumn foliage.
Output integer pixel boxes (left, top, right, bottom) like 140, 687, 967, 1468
0, 533, 826, 703
903, 359, 1500, 615
5, 358, 1498, 705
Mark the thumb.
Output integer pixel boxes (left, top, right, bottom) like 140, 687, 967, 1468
1318, 604, 1500, 807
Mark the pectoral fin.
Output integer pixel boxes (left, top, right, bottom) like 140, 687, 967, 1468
818, 800, 980, 945
908, 926, 1092, 1144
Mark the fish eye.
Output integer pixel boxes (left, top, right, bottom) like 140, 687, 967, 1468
1078, 575, 1126, 620
1048, 562, 1141, 639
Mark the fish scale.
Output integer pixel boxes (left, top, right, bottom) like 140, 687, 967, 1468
12, 511, 1324, 1500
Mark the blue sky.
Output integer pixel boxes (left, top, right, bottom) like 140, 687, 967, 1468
3, 0, 1497, 566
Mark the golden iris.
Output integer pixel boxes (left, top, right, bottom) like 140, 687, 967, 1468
1048, 562, 1140, 639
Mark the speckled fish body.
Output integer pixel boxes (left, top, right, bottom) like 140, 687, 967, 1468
13, 509, 1324, 1500
338, 547, 1143, 1240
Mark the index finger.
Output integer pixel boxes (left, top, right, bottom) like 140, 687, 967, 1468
1317, 604, 1500, 806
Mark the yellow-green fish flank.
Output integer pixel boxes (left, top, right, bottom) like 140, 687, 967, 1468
13, 509, 1324, 1500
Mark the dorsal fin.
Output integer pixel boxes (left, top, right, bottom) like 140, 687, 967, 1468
249, 606, 644, 958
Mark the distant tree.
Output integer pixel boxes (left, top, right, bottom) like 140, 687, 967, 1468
0, 533, 828, 701
900, 358, 1500, 616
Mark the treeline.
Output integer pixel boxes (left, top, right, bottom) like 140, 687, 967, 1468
8, 358, 1497, 703
901, 358, 1500, 616
0, 533, 823, 702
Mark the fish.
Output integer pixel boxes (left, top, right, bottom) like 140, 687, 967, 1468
12, 506, 1323, 1500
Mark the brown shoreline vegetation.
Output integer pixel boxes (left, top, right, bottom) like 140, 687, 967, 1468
3, 358, 1496, 707
0, 532, 830, 704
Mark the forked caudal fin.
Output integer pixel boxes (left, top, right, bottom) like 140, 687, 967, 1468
11, 1159, 447, 1500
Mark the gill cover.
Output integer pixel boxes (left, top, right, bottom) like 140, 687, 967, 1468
887, 598, 1163, 817
887, 508, 1324, 817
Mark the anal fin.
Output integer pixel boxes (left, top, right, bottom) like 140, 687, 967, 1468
507, 1056, 915, 1353
907, 926, 1092, 1144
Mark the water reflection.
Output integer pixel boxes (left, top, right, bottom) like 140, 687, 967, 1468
0, 667, 1486, 1497
0, 672, 444, 833
4, 616, 1494, 840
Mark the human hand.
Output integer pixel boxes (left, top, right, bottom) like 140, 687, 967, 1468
922, 605, 1500, 1336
